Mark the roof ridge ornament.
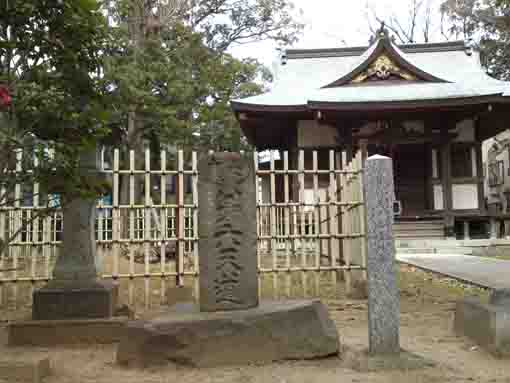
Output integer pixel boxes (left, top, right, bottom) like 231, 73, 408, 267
370, 21, 390, 45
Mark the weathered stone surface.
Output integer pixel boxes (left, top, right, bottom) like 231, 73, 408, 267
8, 317, 128, 346
52, 198, 98, 283
32, 280, 118, 320
165, 286, 194, 306
346, 277, 368, 300
0, 356, 51, 383
117, 300, 339, 367
490, 288, 510, 306
198, 152, 258, 312
455, 298, 510, 356
363, 155, 400, 355
342, 347, 435, 372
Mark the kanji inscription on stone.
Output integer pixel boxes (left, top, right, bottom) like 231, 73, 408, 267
198, 152, 258, 312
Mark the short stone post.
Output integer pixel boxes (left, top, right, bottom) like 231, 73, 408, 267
363, 155, 400, 355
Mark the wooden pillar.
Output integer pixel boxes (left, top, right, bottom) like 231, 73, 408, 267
359, 139, 368, 164
475, 119, 486, 214
490, 218, 500, 239
346, 128, 354, 162
463, 221, 470, 240
441, 120, 454, 238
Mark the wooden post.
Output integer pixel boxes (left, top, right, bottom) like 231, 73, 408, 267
463, 221, 470, 240
176, 150, 185, 287
144, 148, 152, 308
441, 121, 454, 238
341, 151, 352, 294
328, 150, 339, 289
298, 150, 307, 297
112, 149, 120, 280
475, 119, 486, 214
283, 151, 291, 298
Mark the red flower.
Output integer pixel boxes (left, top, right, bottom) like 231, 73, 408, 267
0, 86, 12, 108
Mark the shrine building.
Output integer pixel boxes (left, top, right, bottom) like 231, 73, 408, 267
231, 27, 510, 239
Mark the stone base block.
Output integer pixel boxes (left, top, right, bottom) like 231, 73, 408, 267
165, 286, 194, 306
343, 348, 435, 372
32, 280, 118, 320
8, 317, 128, 347
455, 298, 510, 356
346, 278, 368, 300
117, 300, 339, 367
0, 356, 51, 383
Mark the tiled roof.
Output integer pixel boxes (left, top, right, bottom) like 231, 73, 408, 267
232, 38, 510, 110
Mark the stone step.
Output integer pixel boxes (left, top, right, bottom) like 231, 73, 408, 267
396, 247, 473, 255
394, 231, 445, 237
394, 221, 444, 227
393, 220, 445, 241
394, 225, 444, 232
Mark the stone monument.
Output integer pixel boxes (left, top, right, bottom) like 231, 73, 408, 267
364, 155, 400, 355
116, 152, 339, 367
198, 152, 258, 311
455, 288, 510, 356
32, 148, 118, 320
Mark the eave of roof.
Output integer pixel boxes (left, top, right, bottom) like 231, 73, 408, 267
286, 40, 466, 60
232, 95, 509, 114
308, 94, 506, 112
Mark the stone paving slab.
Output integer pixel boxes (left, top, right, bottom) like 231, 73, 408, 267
8, 317, 129, 346
396, 253, 510, 290
0, 356, 50, 383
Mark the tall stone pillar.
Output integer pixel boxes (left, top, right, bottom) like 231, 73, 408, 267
364, 155, 400, 355
32, 148, 117, 320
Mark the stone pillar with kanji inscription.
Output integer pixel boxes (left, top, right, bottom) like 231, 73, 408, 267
198, 152, 258, 312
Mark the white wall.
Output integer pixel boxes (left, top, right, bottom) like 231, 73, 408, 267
452, 184, 479, 210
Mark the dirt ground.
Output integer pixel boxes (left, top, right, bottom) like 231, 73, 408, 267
1, 265, 509, 383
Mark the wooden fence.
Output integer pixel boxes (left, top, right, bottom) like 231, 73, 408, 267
0, 148, 366, 311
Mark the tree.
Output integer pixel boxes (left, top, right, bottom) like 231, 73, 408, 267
186, 0, 302, 51
0, 0, 110, 256
441, 0, 510, 79
366, 0, 436, 44
102, 0, 298, 152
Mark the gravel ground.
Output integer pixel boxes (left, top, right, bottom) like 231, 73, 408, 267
2, 265, 508, 383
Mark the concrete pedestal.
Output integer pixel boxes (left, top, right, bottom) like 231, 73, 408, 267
8, 317, 128, 346
455, 298, 510, 356
32, 280, 118, 320
117, 300, 339, 367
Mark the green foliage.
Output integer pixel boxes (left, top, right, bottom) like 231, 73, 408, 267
441, 0, 510, 80
102, 0, 294, 152
0, 0, 111, 205
187, 0, 303, 52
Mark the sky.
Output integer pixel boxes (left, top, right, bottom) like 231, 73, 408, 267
229, 0, 448, 72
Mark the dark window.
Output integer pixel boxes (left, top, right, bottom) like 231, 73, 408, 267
451, 145, 473, 178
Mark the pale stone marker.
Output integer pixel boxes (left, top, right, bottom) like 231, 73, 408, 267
363, 154, 400, 355
198, 152, 258, 312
